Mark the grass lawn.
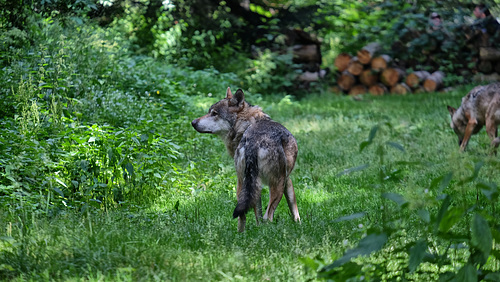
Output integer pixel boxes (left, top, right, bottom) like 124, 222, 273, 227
1, 86, 500, 281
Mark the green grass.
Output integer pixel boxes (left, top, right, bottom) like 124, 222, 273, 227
1, 87, 500, 281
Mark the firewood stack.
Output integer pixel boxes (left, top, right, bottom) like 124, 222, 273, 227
285, 28, 325, 85
333, 42, 446, 95
464, 18, 500, 80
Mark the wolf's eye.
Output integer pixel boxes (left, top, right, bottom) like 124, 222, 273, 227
211, 110, 218, 116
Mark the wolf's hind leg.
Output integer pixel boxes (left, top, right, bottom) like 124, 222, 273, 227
263, 178, 284, 222
486, 118, 499, 154
284, 178, 300, 222
237, 214, 246, 233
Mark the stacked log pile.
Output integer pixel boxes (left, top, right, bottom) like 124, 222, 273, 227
285, 28, 325, 86
464, 17, 500, 80
333, 42, 446, 95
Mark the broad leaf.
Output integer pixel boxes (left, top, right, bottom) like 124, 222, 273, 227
471, 213, 492, 259
417, 209, 430, 223
439, 206, 464, 233
429, 172, 453, 193
386, 141, 405, 152
455, 263, 478, 282
477, 181, 499, 202
409, 239, 427, 273
382, 192, 407, 208
434, 195, 451, 234
323, 233, 388, 270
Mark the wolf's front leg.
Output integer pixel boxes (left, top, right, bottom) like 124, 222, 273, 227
460, 119, 478, 151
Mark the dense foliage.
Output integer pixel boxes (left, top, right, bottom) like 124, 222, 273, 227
0, 0, 500, 280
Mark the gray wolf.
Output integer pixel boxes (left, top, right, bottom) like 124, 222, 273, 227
191, 87, 300, 232
447, 82, 500, 152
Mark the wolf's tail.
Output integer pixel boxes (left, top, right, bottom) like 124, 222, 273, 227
233, 147, 259, 219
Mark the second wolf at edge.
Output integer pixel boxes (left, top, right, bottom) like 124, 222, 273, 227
447, 82, 500, 152
191, 87, 300, 232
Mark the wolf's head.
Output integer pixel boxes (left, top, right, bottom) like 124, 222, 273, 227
191, 87, 246, 135
447, 105, 467, 146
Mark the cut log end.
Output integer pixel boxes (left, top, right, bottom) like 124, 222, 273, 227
405, 71, 431, 88
381, 68, 405, 87
337, 71, 356, 91
423, 71, 445, 92
334, 53, 352, 72
369, 84, 388, 96
390, 83, 412, 95
348, 85, 368, 96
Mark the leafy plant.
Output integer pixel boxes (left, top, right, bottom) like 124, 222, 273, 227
305, 125, 500, 280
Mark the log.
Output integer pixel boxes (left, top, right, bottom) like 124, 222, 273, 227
337, 71, 356, 91
405, 71, 431, 89
359, 69, 378, 86
292, 44, 320, 64
347, 57, 364, 76
479, 47, 500, 61
390, 83, 412, 95
478, 60, 493, 74
334, 53, 352, 72
357, 42, 381, 64
423, 71, 444, 92
349, 85, 368, 96
380, 68, 405, 87
368, 83, 388, 96
370, 55, 392, 72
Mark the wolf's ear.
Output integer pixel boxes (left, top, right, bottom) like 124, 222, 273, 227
234, 89, 244, 103
229, 89, 245, 107
226, 87, 233, 99
447, 105, 456, 117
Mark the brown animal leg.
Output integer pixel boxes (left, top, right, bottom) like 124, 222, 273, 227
236, 177, 246, 232
284, 178, 301, 222
460, 119, 478, 151
263, 178, 285, 222
486, 118, 499, 154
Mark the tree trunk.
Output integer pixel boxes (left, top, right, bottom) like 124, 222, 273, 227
359, 69, 378, 86
368, 83, 388, 96
423, 71, 444, 92
349, 85, 367, 96
370, 55, 391, 72
390, 83, 412, 95
357, 42, 381, 64
495, 61, 500, 74
405, 71, 431, 88
347, 57, 364, 76
380, 68, 405, 87
334, 53, 352, 72
337, 71, 356, 91
479, 47, 500, 61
